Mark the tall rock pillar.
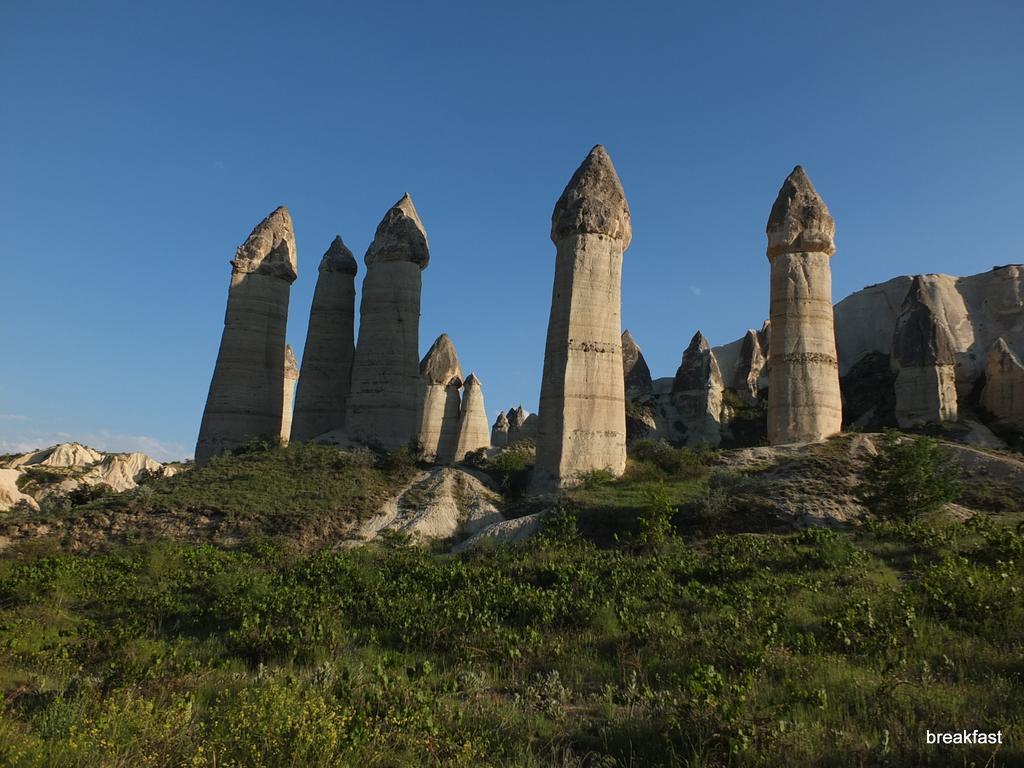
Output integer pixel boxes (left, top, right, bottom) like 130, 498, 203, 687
765, 167, 842, 445
534, 145, 631, 489
291, 236, 358, 441
196, 206, 298, 465
416, 333, 463, 463
281, 344, 299, 443
453, 374, 491, 461
671, 331, 724, 448
345, 194, 429, 450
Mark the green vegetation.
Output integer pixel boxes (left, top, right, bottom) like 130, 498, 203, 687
0, 436, 1020, 766
862, 432, 963, 522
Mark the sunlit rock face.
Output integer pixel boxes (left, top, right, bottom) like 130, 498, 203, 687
453, 374, 491, 462
981, 337, 1024, 430
415, 334, 463, 463
196, 206, 298, 465
346, 194, 429, 451
534, 145, 631, 490
765, 166, 842, 445
291, 236, 358, 442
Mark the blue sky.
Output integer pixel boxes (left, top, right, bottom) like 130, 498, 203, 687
2, 1, 1022, 461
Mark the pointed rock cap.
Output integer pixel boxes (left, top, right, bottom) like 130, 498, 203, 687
621, 329, 653, 397
987, 337, 1024, 372
493, 410, 510, 429
232, 206, 298, 282
766, 166, 835, 259
463, 373, 482, 388
672, 331, 722, 393
893, 276, 956, 366
285, 344, 299, 379
420, 333, 463, 385
320, 235, 358, 275
551, 145, 632, 247
365, 193, 429, 269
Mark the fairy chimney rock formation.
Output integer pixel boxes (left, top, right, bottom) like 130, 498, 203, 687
346, 194, 429, 450
506, 406, 529, 445
980, 338, 1024, 429
453, 374, 491, 462
196, 206, 298, 465
416, 333, 463, 463
291, 236, 358, 441
765, 166, 842, 445
280, 344, 299, 442
534, 145, 631, 489
892, 276, 959, 427
671, 331, 724, 447
622, 329, 653, 401
491, 411, 510, 448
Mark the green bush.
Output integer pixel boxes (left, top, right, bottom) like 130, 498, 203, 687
861, 431, 962, 521
481, 445, 534, 498
637, 484, 675, 549
628, 440, 706, 479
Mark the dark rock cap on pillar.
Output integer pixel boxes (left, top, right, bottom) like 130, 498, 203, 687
551, 145, 632, 246
365, 193, 430, 268
766, 166, 835, 259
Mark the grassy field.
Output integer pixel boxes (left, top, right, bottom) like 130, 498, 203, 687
0, 439, 1021, 766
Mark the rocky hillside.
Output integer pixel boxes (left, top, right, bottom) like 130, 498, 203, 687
0, 443, 184, 512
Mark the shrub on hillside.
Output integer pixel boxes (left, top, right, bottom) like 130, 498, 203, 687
628, 440, 705, 480
861, 431, 962, 522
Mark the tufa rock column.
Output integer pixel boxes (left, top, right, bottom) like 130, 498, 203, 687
453, 374, 491, 461
345, 194, 429, 450
291, 236, 358, 441
892, 276, 959, 427
534, 145, 631, 489
196, 206, 297, 465
765, 166, 843, 445
416, 333, 463, 463
281, 344, 299, 443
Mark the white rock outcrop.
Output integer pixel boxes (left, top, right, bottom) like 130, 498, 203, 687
0, 469, 39, 512
196, 206, 298, 464
534, 145, 631, 489
981, 337, 1024, 429
415, 334, 463, 463
346, 195, 429, 450
765, 166, 842, 445
453, 374, 491, 462
5, 442, 104, 469
291, 236, 358, 441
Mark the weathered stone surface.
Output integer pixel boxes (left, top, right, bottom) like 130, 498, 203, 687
416, 334, 463, 463
981, 337, 1024, 429
671, 332, 724, 447
346, 195, 429, 450
453, 374, 491, 462
621, 329, 653, 400
0, 469, 38, 512
534, 146, 630, 489
82, 453, 164, 493
892, 277, 958, 428
5, 443, 104, 469
834, 266, 1022, 399
765, 167, 842, 445
506, 406, 530, 444
291, 236, 357, 441
196, 206, 298, 464
491, 411, 510, 448
732, 329, 767, 402
281, 345, 299, 442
